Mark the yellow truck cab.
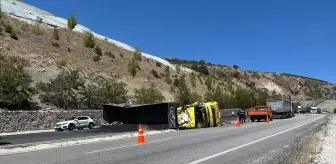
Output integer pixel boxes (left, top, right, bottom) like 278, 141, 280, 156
177, 101, 221, 129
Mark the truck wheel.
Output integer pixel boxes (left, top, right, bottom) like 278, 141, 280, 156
257, 118, 261, 122
68, 124, 75, 131
88, 123, 95, 129
251, 118, 255, 122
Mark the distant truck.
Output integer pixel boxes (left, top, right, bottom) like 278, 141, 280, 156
247, 106, 273, 122
267, 98, 294, 119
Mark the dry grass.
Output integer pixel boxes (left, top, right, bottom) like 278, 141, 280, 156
292, 132, 323, 164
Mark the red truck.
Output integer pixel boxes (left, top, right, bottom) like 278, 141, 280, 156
247, 106, 273, 122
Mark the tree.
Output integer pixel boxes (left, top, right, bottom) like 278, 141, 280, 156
164, 66, 172, 84
205, 76, 213, 90
133, 83, 165, 104
94, 45, 102, 55
233, 64, 239, 69
83, 32, 95, 48
97, 78, 128, 104
0, 54, 34, 108
134, 48, 142, 61
234, 88, 255, 109
151, 69, 159, 78
190, 72, 196, 88
199, 60, 206, 65
156, 61, 162, 67
128, 58, 140, 77
191, 63, 199, 71
37, 69, 84, 109
67, 13, 78, 29
174, 74, 192, 105
255, 89, 269, 106
198, 65, 209, 75
78, 83, 100, 108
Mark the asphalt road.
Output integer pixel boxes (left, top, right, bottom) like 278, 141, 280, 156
1, 117, 238, 146
1, 114, 326, 164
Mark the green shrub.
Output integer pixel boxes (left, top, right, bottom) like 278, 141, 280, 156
128, 58, 139, 77
156, 61, 162, 67
37, 70, 84, 109
134, 48, 142, 61
83, 32, 95, 48
151, 69, 159, 78
93, 55, 100, 62
79, 78, 128, 108
0, 54, 34, 108
174, 74, 192, 105
4, 24, 12, 33
10, 30, 18, 40
133, 83, 164, 104
67, 13, 78, 30
94, 45, 102, 55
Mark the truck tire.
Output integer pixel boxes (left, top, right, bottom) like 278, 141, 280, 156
257, 118, 261, 122
251, 118, 255, 122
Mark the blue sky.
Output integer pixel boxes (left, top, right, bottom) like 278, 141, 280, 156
25, 0, 336, 83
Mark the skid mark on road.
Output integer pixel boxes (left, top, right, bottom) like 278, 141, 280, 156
188, 116, 324, 164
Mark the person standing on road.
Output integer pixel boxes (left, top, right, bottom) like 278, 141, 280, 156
237, 110, 246, 123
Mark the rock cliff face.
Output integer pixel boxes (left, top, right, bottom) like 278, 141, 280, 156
0, 110, 103, 133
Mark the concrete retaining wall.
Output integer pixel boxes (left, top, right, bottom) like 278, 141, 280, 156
0, 110, 104, 133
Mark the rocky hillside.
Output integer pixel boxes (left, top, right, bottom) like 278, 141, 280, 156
0, 3, 335, 110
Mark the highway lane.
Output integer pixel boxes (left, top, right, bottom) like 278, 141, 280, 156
1, 117, 238, 146
1, 114, 326, 164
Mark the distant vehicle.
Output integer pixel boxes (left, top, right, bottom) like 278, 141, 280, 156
54, 116, 95, 131
247, 106, 273, 122
267, 98, 293, 119
310, 107, 317, 114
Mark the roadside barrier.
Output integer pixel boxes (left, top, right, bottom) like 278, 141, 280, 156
136, 124, 146, 144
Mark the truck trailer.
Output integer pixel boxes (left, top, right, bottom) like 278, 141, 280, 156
267, 98, 294, 119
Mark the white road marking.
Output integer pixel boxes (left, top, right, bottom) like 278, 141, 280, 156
188, 116, 323, 164
85, 138, 173, 154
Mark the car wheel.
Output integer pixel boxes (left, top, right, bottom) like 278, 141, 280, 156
88, 123, 94, 129
68, 124, 75, 131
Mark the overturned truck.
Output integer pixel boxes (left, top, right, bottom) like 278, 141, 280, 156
103, 101, 221, 130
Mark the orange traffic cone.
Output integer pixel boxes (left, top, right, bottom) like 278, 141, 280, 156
236, 116, 240, 127
266, 115, 270, 124
137, 124, 146, 144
